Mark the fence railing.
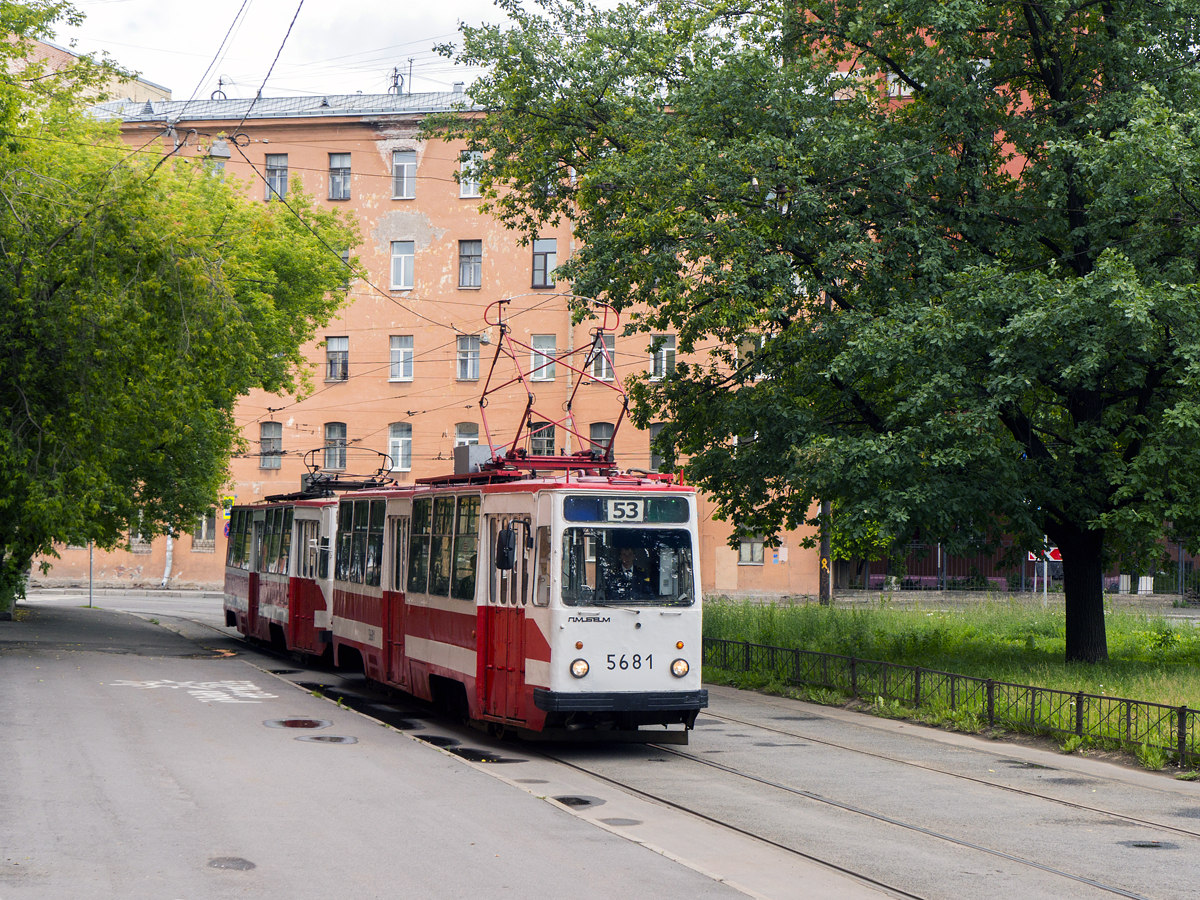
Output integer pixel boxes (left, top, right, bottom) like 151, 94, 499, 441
702, 638, 1197, 766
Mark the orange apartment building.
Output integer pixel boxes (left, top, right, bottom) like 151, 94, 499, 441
34, 91, 820, 598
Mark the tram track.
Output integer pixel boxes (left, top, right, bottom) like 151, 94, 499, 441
173, 626, 1196, 899
700, 709, 1200, 841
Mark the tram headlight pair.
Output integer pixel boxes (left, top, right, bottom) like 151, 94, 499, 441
670, 658, 690, 678
570, 658, 590, 678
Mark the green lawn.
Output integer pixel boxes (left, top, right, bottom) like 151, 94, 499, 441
702, 597, 1200, 709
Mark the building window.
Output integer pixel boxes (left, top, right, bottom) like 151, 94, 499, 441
326, 336, 349, 381
391, 241, 414, 290
192, 508, 218, 552
650, 334, 676, 380
389, 335, 414, 381
328, 152, 351, 200
388, 422, 412, 472
589, 421, 614, 454
265, 153, 288, 200
590, 334, 615, 381
531, 237, 557, 288
530, 421, 555, 456
392, 149, 416, 199
738, 536, 765, 565
530, 334, 556, 381
260, 421, 282, 469
459, 151, 483, 198
649, 422, 670, 472
324, 422, 347, 470
455, 423, 479, 446
458, 240, 482, 288
457, 335, 480, 381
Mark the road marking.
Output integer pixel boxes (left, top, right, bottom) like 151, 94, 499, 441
110, 679, 278, 703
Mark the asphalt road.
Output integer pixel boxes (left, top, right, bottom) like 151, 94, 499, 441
6, 590, 1199, 899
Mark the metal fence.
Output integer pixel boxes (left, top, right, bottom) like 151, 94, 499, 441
842, 540, 1200, 597
702, 637, 1198, 766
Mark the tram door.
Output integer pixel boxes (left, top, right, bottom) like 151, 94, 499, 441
482, 516, 529, 721
386, 516, 409, 687
248, 516, 265, 635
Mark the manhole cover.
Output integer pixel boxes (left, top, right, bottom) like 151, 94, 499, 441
450, 747, 526, 764
297, 734, 358, 744
554, 795, 604, 808
414, 734, 458, 747
264, 718, 331, 730
208, 857, 255, 870
1001, 759, 1053, 770
1119, 840, 1178, 850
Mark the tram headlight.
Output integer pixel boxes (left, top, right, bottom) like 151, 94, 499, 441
570, 658, 590, 679
670, 658, 690, 678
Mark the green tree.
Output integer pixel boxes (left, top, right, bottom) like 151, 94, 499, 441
435, 0, 1200, 662
0, 2, 358, 617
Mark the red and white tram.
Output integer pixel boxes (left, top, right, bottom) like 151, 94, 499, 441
224, 300, 707, 740
325, 459, 706, 740
224, 494, 338, 657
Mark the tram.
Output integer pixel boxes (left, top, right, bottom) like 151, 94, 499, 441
223, 300, 707, 741
223, 493, 338, 657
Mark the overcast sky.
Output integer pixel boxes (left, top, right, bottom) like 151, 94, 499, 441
54, 0, 512, 100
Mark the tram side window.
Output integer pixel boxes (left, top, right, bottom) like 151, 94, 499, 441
264, 509, 281, 574
408, 498, 432, 593
336, 500, 353, 581
392, 517, 409, 591
350, 499, 369, 583
451, 497, 479, 600
429, 496, 456, 595
278, 508, 293, 574
365, 499, 385, 587
241, 514, 254, 570
225, 510, 242, 567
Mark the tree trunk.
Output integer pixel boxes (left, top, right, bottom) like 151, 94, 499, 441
1055, 527, 1109, 663
819, 499, 831, 605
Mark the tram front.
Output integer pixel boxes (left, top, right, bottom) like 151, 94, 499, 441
536, 489, 708, 740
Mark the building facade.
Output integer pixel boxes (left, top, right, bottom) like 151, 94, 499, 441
34, 92, 819, 598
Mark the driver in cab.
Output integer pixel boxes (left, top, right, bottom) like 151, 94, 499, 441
599, 546, 654, 601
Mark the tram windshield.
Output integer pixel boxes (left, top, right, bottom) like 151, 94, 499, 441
561, 528, 695, 607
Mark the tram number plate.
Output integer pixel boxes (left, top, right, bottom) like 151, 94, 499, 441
607, 499, 644, 522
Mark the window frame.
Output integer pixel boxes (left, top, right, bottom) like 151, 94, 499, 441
530, 334, 556, 382
259, 421, 282, 470
392, 149, 416, 199
388, 422, 413, 472
649, 334, 676, 381
531, 237, 557, 288
389, 334, 414, 382
738, 536, 765, 566
458, 239, 482, 289
324, 422, 347, 470
459, 151, 482, 198
456, 335, 481, 381
390, 240, 414, 291
328, 152, 351, 200
590, 334, 615, 381
325, 336, 349, 382
265, 153, 288, 200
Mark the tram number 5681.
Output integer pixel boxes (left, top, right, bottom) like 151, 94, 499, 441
607, 654, 652, 670
606, 499, 644, 522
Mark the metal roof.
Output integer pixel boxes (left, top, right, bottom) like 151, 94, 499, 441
91, 91, 479, 124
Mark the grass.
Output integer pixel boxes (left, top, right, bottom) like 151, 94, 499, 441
702, 597, 1200, 769
703, 597, 1200, 706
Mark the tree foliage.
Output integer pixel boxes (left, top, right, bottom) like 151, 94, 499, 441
0, 2, 358, 614
437, 0, 1200, 661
